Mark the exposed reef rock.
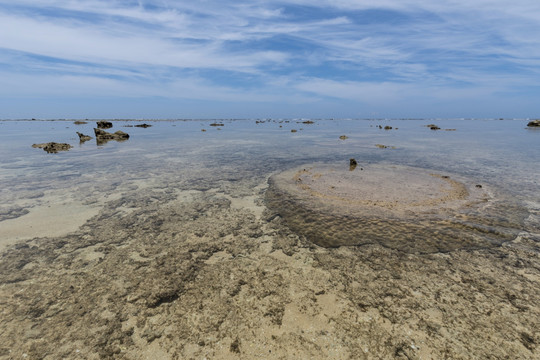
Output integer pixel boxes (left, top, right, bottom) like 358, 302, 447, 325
76, 132, 92, 142
349, 158, 358, 171
94, 128, 129, 144
73, 120, 88, 125
209, 122, 224, 127
32, 142, 73, 153
527, 120, 540, 127
339, 135, 348, 140
266, 163, 527, 253
135, 123, 152, 128
375, 144, 396, 149
96, 121, 113, 129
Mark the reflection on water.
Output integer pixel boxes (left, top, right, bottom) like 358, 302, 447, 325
0, 119, 539, 251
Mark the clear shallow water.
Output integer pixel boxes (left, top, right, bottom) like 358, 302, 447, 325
0, 119, 539, 251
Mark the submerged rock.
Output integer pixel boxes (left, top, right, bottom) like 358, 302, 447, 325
266, 163, 527, 253
73, 120, 88, 125
32, 142, 73, 153
96, 121, 113, 129
76, 132, 92, 142
94, 128, 129, 144
527, 120, 540, 127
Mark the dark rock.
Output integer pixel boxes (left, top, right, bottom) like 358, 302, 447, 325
291, 129, 297, 133
209, 122, 224, 127
32, 142, 72, 153
230, 338, 241, 353
135, 123, 152, 128
430, 126, 441, 130
96, 121, 113, 129
73, 121, 88, 125
302, 120, 314, 124
349, 158, 358, 171
339, 135, 348, 140
384, 126, 393, 130
76, 132, 92, 142
94, 128, 129, 144
527, 120, 540, 127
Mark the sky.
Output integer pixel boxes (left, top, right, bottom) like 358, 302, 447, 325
1, 0, 540, 119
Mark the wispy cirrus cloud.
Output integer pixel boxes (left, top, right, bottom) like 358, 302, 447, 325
0, 0, 539, 118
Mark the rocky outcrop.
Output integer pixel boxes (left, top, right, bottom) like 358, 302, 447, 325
96, 121, 113, 129
76, 132, 92, 142
94, 128, 129, 144
32, 142, 72, 153
527, 120, 540, 127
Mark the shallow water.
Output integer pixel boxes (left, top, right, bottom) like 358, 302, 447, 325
0, 119, 539, 251
1, 119, 540, 359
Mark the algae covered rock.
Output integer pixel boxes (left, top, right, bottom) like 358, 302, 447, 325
32, 142, 72, 153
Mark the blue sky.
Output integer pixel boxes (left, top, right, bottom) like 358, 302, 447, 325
1, 0, 539, 119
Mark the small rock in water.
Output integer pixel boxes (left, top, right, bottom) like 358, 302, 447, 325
135, 123, 152, 128
349, 158, 358, 171
96, 121, 113, 129
527, 119, 540, 127
32, 142, 72, 153
384, 126, 392, 130
94, 128, 129, 144
76, 132, 92, 142
291, 129, 297, 133
209, 122, 224, 127
339, 135, 348, 140
73, 120, 87, 125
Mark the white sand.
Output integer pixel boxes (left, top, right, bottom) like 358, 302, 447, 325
0, 202, 100, 251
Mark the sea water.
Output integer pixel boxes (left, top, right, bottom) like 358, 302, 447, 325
0, 119, 539, 251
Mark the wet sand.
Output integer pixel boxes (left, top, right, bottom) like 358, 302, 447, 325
0, 119, 539, 359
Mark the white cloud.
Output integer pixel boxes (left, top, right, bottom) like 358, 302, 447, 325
0, 0, 539, 117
